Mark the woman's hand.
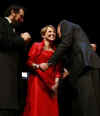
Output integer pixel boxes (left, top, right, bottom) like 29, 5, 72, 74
51, 78, 59, 96
32, 63, 39, 70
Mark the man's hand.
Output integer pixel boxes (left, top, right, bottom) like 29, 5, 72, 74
90, 43, 96, 52
21, 32, 31, 45
62, 68, 70, 79
39, 63, 48, 71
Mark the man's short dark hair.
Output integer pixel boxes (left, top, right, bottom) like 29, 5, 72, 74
4, 4, 25, 17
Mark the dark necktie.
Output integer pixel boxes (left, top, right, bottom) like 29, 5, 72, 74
10, 23, 16, 32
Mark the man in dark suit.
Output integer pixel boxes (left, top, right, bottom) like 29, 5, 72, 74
39, 20, 100, 116
0, 4, 31, 116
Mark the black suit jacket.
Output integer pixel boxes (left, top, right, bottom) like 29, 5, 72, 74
48, 20, 100, 81
0, 17, 25, 109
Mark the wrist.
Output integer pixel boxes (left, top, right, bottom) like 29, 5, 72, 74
36, 64, 40, 69
32, 63, 39, 69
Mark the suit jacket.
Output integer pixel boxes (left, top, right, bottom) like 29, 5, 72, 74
0, 17, 25, 109
48, 20, 100, 82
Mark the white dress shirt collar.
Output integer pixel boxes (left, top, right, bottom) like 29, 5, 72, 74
5, 17, 16, 32
5, 17, 12, 24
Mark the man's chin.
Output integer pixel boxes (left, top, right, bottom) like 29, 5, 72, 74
14, 22, 22, 28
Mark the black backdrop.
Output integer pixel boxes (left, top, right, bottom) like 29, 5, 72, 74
0, 0, 100, 114
1, 0, 100, 55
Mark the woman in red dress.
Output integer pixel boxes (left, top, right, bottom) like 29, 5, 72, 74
22, 25, 62, 116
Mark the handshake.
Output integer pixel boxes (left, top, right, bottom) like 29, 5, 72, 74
20, 32, 32, 45
32, 63, 49, 71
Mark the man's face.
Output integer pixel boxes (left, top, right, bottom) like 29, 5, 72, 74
13, 9, 24, 25
44, 27, 56, 41
57, 25, 61, 38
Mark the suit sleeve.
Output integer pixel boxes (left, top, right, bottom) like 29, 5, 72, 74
0, 22, 24, 50
48, 32, 72, 65
73, 25, 90, 44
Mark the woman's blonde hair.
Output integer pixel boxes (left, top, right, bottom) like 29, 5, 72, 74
40, 25, 56, 37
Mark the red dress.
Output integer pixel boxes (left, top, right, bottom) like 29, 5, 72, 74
23, 41, 62, 116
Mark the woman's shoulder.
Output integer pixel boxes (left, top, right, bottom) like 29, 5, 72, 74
31, 42, 43, 47
30, 41, 44, 52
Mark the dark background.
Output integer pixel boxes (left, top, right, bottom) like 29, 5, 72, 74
0, 0, 100, 113
0, 0, 100, 55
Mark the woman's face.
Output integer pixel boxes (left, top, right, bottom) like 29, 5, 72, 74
44, 27, 56, 41
57, 25, 61, 38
